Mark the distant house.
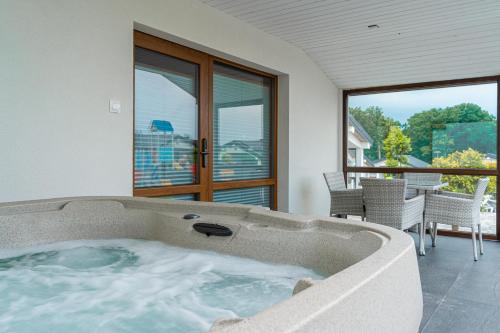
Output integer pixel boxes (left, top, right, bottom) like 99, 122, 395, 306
222, 140, 264, 154
483, 153, 497, 165
347, 114, 373, 167
218, 140, 269, 177
347, 114, 373, 187
372, 155, 430, 168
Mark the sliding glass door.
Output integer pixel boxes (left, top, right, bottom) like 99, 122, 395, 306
212, 62, 274, 207
133, 31, 277, 208
134, 47, 200, 188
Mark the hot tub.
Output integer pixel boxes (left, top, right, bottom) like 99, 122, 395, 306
0, 197, 422, 332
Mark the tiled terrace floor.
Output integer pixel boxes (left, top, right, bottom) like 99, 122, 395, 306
410, 233, 500, 333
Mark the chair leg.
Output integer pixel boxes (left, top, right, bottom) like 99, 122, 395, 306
471, 224, 478, 261
478, 224, 484, 255
432, 222, 438, 247
419, 222, 426, 256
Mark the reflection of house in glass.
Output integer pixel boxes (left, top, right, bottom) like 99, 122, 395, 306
217, 140, 266, 179
135, 120, 196, 187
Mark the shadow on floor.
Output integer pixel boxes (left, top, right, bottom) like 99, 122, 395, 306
410, 233, 500, 333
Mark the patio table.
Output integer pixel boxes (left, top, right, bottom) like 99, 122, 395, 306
406, 182, 449, 246
407, 182, 448, 195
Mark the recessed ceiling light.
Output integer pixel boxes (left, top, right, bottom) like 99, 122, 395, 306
368, 24, 380, 29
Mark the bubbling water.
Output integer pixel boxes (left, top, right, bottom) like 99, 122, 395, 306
0, 239, 322, 333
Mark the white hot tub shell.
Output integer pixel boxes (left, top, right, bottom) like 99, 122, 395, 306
0, 197, 423, 333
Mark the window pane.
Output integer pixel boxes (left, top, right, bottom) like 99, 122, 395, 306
213, 186, 272, 207
134, 47, 198, 188
347, 83, 497, 170
213, 63, 273, 181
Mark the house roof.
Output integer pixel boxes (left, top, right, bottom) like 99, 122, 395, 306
405, 155, 430, 168
222, 140, 264, 155
485, 153, 497, 160
348, 114, 373, 145
371, 155, 429, 168
151, 120, 174, 132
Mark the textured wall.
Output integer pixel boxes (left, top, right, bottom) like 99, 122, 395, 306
0, 0, 340, 215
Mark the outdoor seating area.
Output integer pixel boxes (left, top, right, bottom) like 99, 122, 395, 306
325, 172, 490, 260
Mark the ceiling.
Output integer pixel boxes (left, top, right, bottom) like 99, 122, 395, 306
200, 0, 500, 88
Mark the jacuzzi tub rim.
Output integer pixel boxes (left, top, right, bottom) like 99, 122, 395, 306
0, 197, 423, 333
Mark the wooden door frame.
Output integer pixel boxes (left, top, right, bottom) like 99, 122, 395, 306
342, 75, 500, 240
132, 31, 278, 209
133, 31, 210, 200
209, 56, 278, 207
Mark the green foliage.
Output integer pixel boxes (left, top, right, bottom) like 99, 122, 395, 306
432, 148, 496, 195
405, 103, 495, 163
349, 106, 400, 161
383, 126, 412, 167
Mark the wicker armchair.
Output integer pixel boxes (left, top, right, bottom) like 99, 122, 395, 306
403, 172, 442, 198
424, 178, 489, 260
360, 178, 426, 255
323, 172, 364, 219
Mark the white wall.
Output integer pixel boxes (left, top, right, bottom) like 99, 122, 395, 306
0, 0, 340, 216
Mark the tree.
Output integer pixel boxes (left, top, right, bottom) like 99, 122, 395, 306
349, 106, 400, 161
383, 126, 412, 167
405, 103, 495, 163
432, 148, 496, 195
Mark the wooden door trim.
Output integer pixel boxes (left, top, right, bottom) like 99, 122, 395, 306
133, 31, 209, 198
133, 185, 201, 197
133, 31, 278, 209
213, 178, 276, 191
209, 56, 278, 209
134, 31, 207, 64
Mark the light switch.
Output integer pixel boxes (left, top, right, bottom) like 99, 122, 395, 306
109, 99, 121, 113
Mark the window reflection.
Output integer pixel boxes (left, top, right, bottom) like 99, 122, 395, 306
213, 62, 273, 181
134, 47, 199, 188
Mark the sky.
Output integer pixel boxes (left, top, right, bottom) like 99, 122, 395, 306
349, 83, 497, 123
219, 105, 263, 145
135, 69, 197, 138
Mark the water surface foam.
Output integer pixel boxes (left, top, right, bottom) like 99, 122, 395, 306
0, 239, 322, 333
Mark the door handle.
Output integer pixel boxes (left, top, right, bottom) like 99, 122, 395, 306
200, 138, 209, 168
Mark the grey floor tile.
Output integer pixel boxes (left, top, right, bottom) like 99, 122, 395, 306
447, 265, 500, 306
421, 296, 497, 333
419, 267, 459, 296
415, 235, 500, 333
420, 292, 444, 330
